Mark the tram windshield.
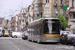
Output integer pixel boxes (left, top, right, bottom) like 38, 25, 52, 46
43, 19, 60, 34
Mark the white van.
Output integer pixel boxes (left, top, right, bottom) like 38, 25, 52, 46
60, 31, 71, 36
0, 27, 2, 37
12, 32, 23, 38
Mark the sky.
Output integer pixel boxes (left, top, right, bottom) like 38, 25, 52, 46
0, 0, 33, 20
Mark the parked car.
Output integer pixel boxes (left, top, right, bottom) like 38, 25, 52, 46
12, 32, 22, 38
0, 27, 2, 37
0, 33, 2, 37
72, 38, 75, 46
22, 31, 28, 40
60, 34, 67, 44
60, 34, 75, 45
10, 31, 12, 37
60, 31, 71, 36
0, 29, 2, 37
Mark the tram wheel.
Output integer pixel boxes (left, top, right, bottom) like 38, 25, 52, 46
14, 35, 17, 38
37, 38, 41, 44
28, 37, 31, 41
32, 38, 34, 42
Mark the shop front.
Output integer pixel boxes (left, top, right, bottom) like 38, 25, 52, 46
68, 19, 75, 34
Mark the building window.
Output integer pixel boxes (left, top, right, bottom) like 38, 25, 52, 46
61, 0, 63, 4
45, 0, 49, 3
45, 7, 49, 14
66, 10, 68, 14
72, 0, 74, 7
60, 9, 63, 14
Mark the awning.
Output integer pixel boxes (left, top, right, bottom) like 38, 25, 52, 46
69, 9, 75, 12
68, 22, 74, 25
70, 25, 75, 29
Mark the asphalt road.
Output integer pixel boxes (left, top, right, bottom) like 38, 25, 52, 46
0, 37, 75, 50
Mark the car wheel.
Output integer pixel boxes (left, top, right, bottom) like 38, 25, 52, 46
12, 36, 14, 38
22, 38, 24, 40
61, 41, 65, 44
23, 38, 26, 40
14, 35, 17, 38
65, 42, 68, 45
73, 43, 75, 46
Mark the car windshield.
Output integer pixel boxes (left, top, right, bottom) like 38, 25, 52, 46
62, 32, 65, 34
68, 34, 75, 38
68, 36, 75, 38
5, 30, 8, 33
25, 33, 28, 36
66, 32, 69, 33
62, 32, 70, 34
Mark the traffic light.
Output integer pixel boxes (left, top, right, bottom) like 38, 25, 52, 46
61, 26, 65, 31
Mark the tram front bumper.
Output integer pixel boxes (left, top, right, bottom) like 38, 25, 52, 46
43, 38, 60, 42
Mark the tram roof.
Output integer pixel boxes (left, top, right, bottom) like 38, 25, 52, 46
29, 18, 59, 24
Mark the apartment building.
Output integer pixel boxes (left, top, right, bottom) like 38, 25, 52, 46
42, 0, 53, 17
7, 21, 11, 30
11, 17, 16, 31
27, 5, 34, 22
68, 0, 75, 34
32, 0, 69, 20
53, 0, 69, 20
0, 18, 6, 29
11, 16, 18, 31
11, 8, 28, 32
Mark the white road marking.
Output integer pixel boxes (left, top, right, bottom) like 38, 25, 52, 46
3, 43, 4, 44
0, 43, 11, 44
0, 38, 21, 39
9, 41, 20, 50
56, 46, 74, 50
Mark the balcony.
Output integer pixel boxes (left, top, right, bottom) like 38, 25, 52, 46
69, 7, 75, 12
60, 4, 64, 7
66, 1, 69, 7
54, 3, 57, 7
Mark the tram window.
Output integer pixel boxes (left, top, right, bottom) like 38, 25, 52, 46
43, 20, 60, 34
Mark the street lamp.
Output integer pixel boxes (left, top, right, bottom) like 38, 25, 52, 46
41, 11, 43, 18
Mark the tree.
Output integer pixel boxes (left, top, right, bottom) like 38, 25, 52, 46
52, 15, 68, 30
35, 15, 46, 20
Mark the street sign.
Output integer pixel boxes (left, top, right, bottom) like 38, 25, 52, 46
63, 6, 67, 11
68, 30, 71, 31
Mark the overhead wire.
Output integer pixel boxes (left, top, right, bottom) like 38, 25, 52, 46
10, 0, 23, 17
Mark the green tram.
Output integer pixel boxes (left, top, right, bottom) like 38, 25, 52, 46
28, 18, 61, 43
